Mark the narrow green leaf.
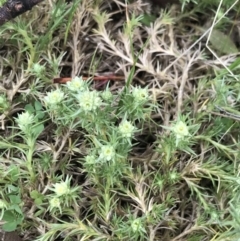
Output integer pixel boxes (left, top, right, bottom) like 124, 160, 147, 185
140, 14, 157, 26
209, 29, 238, 55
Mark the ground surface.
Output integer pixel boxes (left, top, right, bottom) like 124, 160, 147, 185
0, 0, 240, 240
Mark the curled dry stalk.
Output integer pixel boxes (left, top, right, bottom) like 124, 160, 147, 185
177, 46, 203, 114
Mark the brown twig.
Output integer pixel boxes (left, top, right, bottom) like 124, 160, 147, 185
53, 75, 125, 84
0, 0, 43, 26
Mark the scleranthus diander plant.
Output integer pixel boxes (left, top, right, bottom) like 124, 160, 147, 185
0, 0, 239, 240
0, 74, 155, 239
43, 77, 154, 182
47, 175, 80, 214
26, 76, 155, 240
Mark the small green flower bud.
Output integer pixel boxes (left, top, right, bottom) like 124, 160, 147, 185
99, 145, 115, 161
66, 77, 86, 92
172, 121, 189, 139
76, 90, 102, 112
44, 89, 65, 106
119, 120, 135, 138
132, 87, 149, 103
53, 182, 70, 196
16, 111, 34, 132
131, 218, 142, 232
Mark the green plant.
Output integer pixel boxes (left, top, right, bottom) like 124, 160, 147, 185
0, 187, 24, 232
0, 0, 240, 240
